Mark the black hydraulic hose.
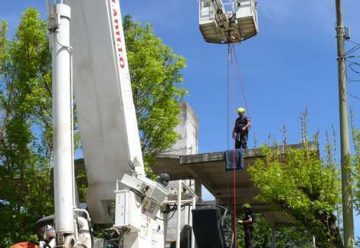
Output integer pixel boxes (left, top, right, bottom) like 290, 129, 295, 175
35, 215, 55, 237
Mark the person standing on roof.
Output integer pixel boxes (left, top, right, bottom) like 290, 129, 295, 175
232, 107, 251, 149
238, 203, 254, 248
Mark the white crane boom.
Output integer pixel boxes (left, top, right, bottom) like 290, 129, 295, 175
41, 0, 258, 247
68, 0, 145, 224
50, 3, 75, 235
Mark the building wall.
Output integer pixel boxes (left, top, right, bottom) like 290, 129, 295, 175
164, 102, 199, 244
166, 102, 199, 156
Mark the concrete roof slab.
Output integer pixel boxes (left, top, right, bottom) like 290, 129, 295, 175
154, 143, 317, 225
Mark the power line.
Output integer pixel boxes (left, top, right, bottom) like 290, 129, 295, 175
348, 78, 360, 83
346, 61, 360, 82
345, 40, 360, 56
349, 62, 360, 74
348, 92, 360, 102
348, 39, 360, 45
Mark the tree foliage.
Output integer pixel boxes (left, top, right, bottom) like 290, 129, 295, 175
223, 214, 313, 248
0, 10, 187, 245
0, 9, 53, 246
123, 16, 187, 174
351, 124, 360, 213
248, 143, 343, 247
348, 110, 360, 217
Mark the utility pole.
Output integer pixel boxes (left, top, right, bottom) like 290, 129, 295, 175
335, 0, 354, 247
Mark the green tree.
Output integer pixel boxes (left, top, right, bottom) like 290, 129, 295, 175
348, 110, 360, 217
0, 9, 53, 246
353, 128, 360, 212
248, 143, 343, 247
350, 112, 360, 212
0, 10, 187, 245
123, 16, 187, 174
224, 213, 314, 247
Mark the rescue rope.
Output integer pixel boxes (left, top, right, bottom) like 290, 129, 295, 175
227, 43, 238, 248
226, 43, 251, 248
231, 44, 238, 248
233, 48, 251, 118
226, 44, 231, 216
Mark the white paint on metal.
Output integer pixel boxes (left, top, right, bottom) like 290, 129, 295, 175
68, 0, 145, 223
122, 217, 165, 248
114, 189, 142, 231
191, 196, 196, 248
165, 180, 198, 248
235, 0, 258, 38
176, 180, 182, 248
51, 3, 75, 234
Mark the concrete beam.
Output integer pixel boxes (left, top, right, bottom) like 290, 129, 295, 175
154, 143, 317, 226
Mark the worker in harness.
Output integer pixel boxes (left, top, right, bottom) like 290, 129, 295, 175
232, 107, 251, 149
238, 203, 254, 248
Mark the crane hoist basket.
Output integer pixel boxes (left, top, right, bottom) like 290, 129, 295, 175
199, 0, 258, 44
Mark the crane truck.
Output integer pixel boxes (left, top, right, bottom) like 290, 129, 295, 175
34, 0, 258, 247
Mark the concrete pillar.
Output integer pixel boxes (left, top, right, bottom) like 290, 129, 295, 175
195, 179, 202, 202
162, 102, 199, 246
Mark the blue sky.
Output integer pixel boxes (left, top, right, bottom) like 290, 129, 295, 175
1, 0, 360, 241
120, 1, 360, 239
120, 0, 360, 153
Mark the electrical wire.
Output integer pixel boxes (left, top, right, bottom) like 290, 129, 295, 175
349, 62, 360, 74
156, 205, 178, 221
348, 78, 360, 83
196, 203, 230, 226
346, 59, 360, 101
347, 61, 360, 82
348, 92, 360, 102
348, 39, 360, 45
345, 43, 360, 56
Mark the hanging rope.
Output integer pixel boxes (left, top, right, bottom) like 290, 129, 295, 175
226, 44, 231, 215
226, 43, 238, 248
226, 42, 251, 248
233, 47, 251, 118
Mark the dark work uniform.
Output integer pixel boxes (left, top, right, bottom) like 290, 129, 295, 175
233, 115, 250, 149
242, 210, 253, 248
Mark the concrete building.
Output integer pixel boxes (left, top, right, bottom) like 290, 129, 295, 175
161, 102, 200, 247
155, 142, 318, 247
163, 102, 199, 156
